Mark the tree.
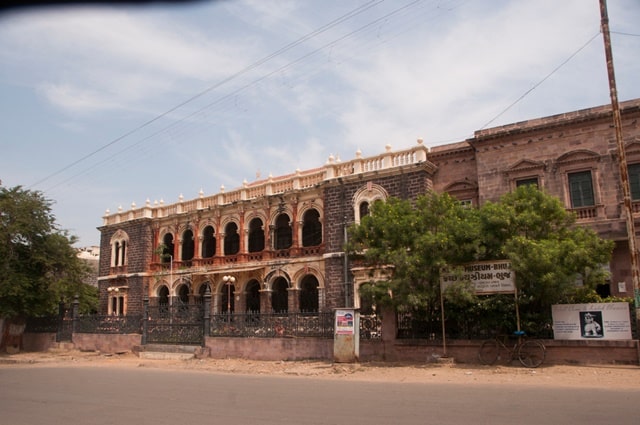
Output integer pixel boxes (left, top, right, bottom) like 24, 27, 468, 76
0, 185, 97, 319
477, 185, 614, 332
347, 192, 482, 315
347, 186, 614, 336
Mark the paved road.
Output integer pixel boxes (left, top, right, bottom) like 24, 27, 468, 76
1, 366, 638, 425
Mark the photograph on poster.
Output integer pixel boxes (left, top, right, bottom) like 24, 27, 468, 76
580, 311, 603, 338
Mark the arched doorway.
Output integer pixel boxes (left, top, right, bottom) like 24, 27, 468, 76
299, 275, 319, 312
271, 277, 288, 313
246, 279, 261, 313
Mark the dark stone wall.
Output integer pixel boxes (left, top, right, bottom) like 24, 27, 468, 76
97, 218, 153, 316
322, 169, 431, 309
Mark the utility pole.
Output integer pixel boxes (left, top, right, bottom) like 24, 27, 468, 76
599, 0, 640, 326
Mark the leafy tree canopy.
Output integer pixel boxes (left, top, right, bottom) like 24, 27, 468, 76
347, 186, 614, 330
0, 185, 97, 318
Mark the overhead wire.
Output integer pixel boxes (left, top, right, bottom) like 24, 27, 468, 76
43, 0, 452, 193
30, 0, 388, 190
478, 31, 602, 131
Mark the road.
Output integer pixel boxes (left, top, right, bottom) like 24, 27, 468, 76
0, 366, 637, 425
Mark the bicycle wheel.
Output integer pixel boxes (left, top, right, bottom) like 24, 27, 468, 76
478, 339, 500, 365
518, 340, 546, 368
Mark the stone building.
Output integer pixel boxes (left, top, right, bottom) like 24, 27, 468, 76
97, 98, 640, 317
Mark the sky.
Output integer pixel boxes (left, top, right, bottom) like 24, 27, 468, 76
1, 0, 639, 248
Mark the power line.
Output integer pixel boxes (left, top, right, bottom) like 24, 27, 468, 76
29, 0, 387, 190
479, 31, 601, 131
43, 0, 444, 193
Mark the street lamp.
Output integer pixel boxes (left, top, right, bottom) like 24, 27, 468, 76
222, 275, 235, 316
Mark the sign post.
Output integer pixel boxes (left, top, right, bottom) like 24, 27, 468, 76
333, 308, 359, 363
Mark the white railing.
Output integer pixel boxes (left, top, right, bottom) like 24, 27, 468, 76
102, 141, 429, 226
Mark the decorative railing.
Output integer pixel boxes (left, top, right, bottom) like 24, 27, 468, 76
102, 142, 429, 226
571, 205, 599, 220
75, 315, 143, 334
209, 312, 334, 338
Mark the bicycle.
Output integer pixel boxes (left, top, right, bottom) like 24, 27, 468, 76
478, 331, 546, 368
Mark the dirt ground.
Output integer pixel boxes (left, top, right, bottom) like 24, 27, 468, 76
1, 349, 639, 389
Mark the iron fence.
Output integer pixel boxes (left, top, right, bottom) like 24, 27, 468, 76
75, 315, 143, 334
145, 304, 204, 345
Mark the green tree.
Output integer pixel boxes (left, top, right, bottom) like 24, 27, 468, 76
478, 185, 614, 332
0, 185, 97, 319
347, 192, 482, 314
347, 185, 614, 336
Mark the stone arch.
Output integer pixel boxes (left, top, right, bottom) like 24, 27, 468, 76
109, 229, 130, 267
298, 274, 320, 312
352, 183, 388, 224
245, 279, 261, 313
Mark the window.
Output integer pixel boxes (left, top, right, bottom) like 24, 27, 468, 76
359, 201, 370, 219
516, 177, 539, 188
458, 199, 472, 208
181, 229, 194, 261
201, 226, 216, 258
568, 171, 595, 208
302, 209, 322, 247
224, 222, 240, 255
110, 230, 129, 267
628, 163, 640, 200
161, 234, 174, 263
274, 214, 292, 250
248, 218, 265, 253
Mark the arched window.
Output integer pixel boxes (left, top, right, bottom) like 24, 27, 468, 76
359, 201, 370, 219
224, 222, 240, 255
201, 226, 216, 258
177, 284, 189, 304
158, 286, 170, 305
271, 277, 288, 313
110, 230, 129, 267
248, 218, 265, 253
181, 229, 194, 261
299, 275, 319, 312
274, 214, 292, 250
162, 234, 174, 263
353, 183, 388, 224
245, 279, 261, 313
302, 209, 322, 247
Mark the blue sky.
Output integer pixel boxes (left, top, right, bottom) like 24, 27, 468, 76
1, 0, 639, 247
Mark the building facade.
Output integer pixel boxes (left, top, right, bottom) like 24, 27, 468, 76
98, 99, 640, 317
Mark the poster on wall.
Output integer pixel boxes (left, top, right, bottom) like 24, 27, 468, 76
551, 303, 632, 340
335, 310, 355, 335
440, 260, 515, 294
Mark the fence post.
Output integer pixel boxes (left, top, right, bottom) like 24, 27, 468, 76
142, 295, 149, 345
56, 299, 65, 343
203, 284, 211, 346
71, 294, 79, 334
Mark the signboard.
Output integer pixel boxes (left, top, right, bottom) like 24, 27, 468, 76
551, 303, 632, 340
440, 260, 515, 294
335, 310, 355, 335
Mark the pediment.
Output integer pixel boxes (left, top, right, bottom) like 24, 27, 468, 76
444, 180, 478, 192
505, 159, 545, 173
556, 149, 600, 165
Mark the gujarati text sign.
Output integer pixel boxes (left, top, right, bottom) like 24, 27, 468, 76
440, 260, 515, 294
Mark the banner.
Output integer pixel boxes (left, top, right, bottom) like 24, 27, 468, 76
440, 260, 515, 294
551, 303, 632, 340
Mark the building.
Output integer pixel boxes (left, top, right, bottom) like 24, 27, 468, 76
97, 98, 640, 319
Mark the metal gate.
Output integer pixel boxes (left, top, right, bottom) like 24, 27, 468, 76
145, 303, 204, 345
